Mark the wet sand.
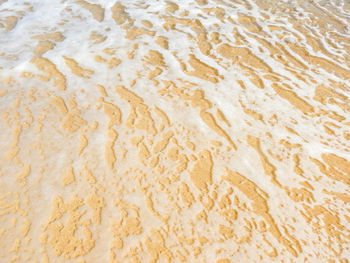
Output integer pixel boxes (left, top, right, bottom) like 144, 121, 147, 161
0, 0, 350, 262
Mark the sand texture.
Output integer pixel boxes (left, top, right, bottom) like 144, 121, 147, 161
0, 0, 350, 262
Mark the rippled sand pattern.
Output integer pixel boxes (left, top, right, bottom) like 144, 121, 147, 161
1, 0, 350, 262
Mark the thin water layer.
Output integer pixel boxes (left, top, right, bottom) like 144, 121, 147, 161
0, 0, 350, 262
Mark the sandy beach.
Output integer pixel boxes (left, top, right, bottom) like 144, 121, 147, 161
0, 0, 350, 262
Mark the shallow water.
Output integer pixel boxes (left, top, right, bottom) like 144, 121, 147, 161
0, 0, 350, 262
